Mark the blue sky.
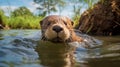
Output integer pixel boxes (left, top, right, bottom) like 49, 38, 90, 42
0, 0, 39, 16
0, 0, 92, 17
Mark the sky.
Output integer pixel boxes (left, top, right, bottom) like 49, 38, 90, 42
0, 0, 39, 16
0, 0, 91, 17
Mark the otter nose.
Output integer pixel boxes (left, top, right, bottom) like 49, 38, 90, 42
52, 26, 63, 33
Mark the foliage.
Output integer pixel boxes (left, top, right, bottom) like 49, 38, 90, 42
0, 6, 44, 29
34, 0, 66, 16
11, 6, 33, 17
7, 16, 43, 29
0, 0, 100, 29
0, 9, 4, 24
73, 15, 81, 27
71, 0, 99, 27
84, 0, 99, 8
5, 6, 43, 29
0, 9, 4, 17
0, 8, 7, 26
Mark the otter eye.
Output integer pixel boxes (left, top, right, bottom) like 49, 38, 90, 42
47, 22, 51, 26
63, 21, 67, 25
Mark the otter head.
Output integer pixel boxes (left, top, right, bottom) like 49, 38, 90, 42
40, 15, 74, 42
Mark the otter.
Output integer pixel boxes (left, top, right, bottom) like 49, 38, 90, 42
40, 15, 83, 42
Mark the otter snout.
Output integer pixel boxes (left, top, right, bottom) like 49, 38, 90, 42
52, 25, 63, 33
40, 15, 83, 42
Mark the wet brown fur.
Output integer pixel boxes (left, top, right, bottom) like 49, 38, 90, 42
40, 15, 83, 42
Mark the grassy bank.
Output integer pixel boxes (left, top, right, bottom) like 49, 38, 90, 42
0, 7, 44, 29
1, 15, 80, 29
1, 15, 43, 29
6, 16, 43, 29
0, 8, 80, 29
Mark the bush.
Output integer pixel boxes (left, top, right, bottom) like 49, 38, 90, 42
7, 16, 43, 29
0, 9, 7, 26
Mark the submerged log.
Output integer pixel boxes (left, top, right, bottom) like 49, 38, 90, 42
76, 0, 120, 35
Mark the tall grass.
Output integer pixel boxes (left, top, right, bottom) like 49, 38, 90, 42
0, 7, 44, 29
7, 16, 42, 29
73, 15, 81, 28
0, 9, 8, 26
4, 16, 43, 29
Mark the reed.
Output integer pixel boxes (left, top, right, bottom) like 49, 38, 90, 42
5, 16, 43, 29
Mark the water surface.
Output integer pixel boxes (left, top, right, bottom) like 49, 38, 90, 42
0, 30, 120, 67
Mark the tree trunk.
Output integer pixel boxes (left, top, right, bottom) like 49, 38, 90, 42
76, 0, 120, 35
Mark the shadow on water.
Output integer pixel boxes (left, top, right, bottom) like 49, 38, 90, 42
36, 41, 76, 67
36, 35, 120, 67
82, 36, 120, 67
0, 30, 120, 67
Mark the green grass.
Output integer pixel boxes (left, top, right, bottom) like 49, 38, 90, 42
4, 16, 43, 29
0, 9, 8, 26
1, 14, 80, 29
72, 15, 81, 27
0, 8, 44, 29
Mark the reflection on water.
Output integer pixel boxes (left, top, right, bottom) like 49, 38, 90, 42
36, 41, 76, 67
0, 30, 120, 67
0, 30, 41, 67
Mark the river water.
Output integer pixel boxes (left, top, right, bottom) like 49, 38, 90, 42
0, 30, 120, 67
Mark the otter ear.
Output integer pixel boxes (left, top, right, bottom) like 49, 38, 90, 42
39, 20, 43, 26
71, 21, 74, 26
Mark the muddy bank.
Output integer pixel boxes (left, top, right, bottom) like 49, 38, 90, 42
76, 0, 120, 35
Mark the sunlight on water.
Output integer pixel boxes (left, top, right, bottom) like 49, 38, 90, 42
0, 30, 120, 67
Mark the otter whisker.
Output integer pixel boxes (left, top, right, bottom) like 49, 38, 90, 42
41, 35, 47, 41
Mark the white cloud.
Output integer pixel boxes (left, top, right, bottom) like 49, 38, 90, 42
0, 0, 86, 17
0, 6, 18, 11
0, 6, 18, 16
28, 7, 36, 13
0, 5, 37, 16
0, 0, 40, 16
29, 2, 39, 8
24, 1, 40, 14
